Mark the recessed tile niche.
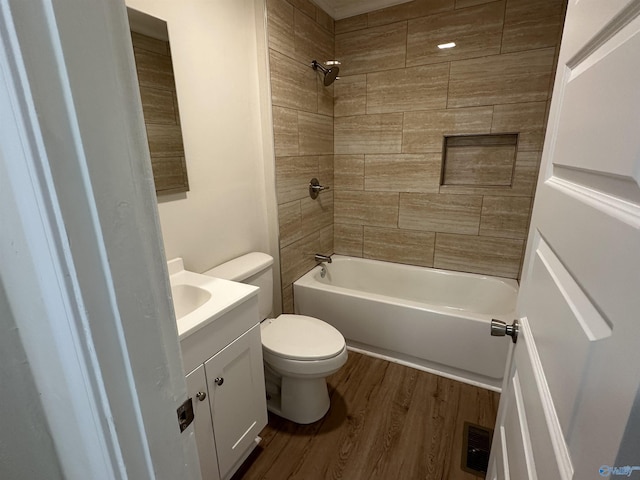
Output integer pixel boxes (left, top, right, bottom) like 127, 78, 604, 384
442, 134, 519, 187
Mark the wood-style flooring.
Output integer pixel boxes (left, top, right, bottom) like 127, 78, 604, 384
232, 351, 499, 480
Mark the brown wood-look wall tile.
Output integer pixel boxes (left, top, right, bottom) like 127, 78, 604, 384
335, 113, 403, 154
434, 233, 524, 278
363, 227, 435, 266
290, 0, 316, 19
272, 106, 299, 157
318, 81, 334, 116
480, 196, 532, 239
402, 107, 493, 153
280, 232, 321, 287
133, 48, 174, 90
298, 112, 333, 155
443, 144, 516, 186
502, 0, 565, 54
282, 284, 294, 313
399, 193, 482, 234
294, 9, 334, 65
511, 150, 542, 195
266, 0, 294, 54
319, 154, 334, 186
320, 224, 334, 253
269, 50, 317, 112
139, 87, 177, 124
335, 14, 368, 35
301, 192, 334, 236
367, 0, 454, 27
366, 64, 449, 114
406, 2, 504, 67
334, 155, 365, 190
278, 200, 303, 247
275, 156, 318, 204
335, 22, 407, 76
448, 48, 556, 107
334, 75, 367, 117
334, 223, 364, 256
334, 191, 399, 227
365, 154, 441, 193
146, 124, 184, 156
316, 7, 335, 33
491, 102, 547, 151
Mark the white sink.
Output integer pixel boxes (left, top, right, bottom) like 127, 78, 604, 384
171, 283, 211, 319
167, 258, 258, 341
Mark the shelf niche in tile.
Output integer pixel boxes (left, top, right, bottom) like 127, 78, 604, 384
441, 134, 518, 187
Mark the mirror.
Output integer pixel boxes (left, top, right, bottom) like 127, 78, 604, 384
128, 7, 189, 195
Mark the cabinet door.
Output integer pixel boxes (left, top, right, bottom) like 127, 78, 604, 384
205, 324, 267, 479
185, 365, 220, 480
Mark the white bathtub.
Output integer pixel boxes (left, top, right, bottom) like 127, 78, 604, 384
293, 255, 518, 391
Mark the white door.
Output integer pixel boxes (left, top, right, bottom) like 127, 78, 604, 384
488, 1, 640, 479
0, 0, 200, 478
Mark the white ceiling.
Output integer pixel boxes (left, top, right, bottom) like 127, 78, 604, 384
312, 0, 413, 20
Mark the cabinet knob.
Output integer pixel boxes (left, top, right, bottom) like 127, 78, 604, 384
214, 377, 224, 386
195, 391, 206, 401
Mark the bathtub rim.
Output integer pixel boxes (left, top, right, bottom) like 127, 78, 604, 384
307, 254, 519, 286
295, 255, 519, 322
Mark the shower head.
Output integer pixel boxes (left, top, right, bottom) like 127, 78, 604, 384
311, 60, 340, 86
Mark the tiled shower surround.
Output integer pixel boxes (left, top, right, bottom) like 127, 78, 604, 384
266, 0, 566, 312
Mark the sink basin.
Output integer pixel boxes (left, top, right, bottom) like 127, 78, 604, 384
167, 257, 259, 342
171, 283, 211, 319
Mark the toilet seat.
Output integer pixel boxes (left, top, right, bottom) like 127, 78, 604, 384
261, 314, 345, 361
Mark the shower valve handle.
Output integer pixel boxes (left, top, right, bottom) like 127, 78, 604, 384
309, 178, 329, 199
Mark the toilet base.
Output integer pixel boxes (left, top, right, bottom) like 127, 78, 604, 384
264, 368, 331, 424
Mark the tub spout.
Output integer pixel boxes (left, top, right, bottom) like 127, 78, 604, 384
314, 254, 332, 264
314, 254, 332, 278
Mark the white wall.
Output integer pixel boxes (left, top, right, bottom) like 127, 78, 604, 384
126, 0, 278, 275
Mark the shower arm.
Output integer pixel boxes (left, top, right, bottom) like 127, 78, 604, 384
311, 60, 328, 74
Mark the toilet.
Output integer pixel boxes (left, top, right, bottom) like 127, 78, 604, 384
204, 252, 347, 424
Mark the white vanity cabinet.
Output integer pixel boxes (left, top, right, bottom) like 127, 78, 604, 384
185, 364, 220, 480
179, 287, 267, 480
205, 324, 266, 478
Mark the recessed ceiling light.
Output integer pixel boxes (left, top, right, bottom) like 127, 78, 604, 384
438, 42, 456, 49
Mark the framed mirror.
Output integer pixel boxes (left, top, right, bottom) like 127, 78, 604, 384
128, 7, 189, 195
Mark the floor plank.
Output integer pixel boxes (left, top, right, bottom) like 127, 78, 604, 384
232, 351, 499, 480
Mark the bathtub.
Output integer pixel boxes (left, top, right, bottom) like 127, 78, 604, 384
293, 255, 518, 391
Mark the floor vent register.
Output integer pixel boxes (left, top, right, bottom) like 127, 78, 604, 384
461, 422, 493, 476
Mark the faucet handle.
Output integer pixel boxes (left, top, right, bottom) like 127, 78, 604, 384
309, 178, 329, 199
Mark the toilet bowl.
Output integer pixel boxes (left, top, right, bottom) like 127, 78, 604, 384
204, 253, 347, 424
261, 314, 347, 424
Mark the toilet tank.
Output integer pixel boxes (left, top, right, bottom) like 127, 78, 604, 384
204, 252, 274, 320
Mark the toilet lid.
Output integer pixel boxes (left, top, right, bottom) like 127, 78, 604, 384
261, 314, 345, 361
